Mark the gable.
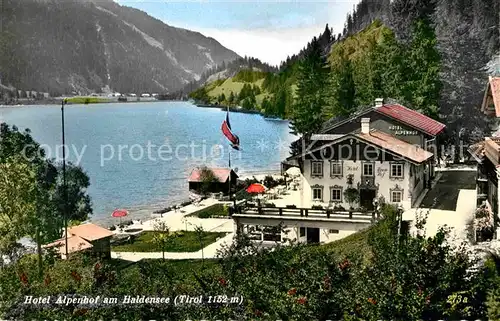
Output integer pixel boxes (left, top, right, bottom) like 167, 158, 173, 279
304, 132, 432, 164
482, 77, 500, 117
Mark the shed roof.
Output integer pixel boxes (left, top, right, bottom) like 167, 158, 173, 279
188, 167, 237, 183
67, 223, 114, 242
44, 235, 93, 254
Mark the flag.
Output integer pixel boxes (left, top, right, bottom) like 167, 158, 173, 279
221, 108, 240, 150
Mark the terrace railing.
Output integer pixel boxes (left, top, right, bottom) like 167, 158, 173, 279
231, 200, 380, 222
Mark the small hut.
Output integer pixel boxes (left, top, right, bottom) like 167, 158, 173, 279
44, 223, 114, 259
188, 167, 238, 195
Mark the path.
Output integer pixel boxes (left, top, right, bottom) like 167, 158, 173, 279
116, 198, 234, 233
111, 232, 234, 262
419, 170, 476, 210
404, 188, 477, 247
112, 199, 235, 262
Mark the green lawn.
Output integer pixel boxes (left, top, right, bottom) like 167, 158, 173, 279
322, 227, 373, 265
117, 258, 222, 288
65, 96, 111, 104
111, 231, 227, 252
187, 204, 228, 218
207, 78, 265, 98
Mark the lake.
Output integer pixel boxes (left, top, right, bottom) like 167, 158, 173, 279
0, 102, 297, 225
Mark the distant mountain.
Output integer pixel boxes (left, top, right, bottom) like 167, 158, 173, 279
188, 0, 499, 137
176, 56, 278, 98
0, 0, 240, 95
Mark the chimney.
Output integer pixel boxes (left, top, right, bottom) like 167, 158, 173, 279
361, 118, 370, 134
375, 98, 384, 108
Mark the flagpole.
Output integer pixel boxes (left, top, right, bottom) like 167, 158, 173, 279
228, 146, 231, 200
229, 104, 232, 199
62, 99, 68, 257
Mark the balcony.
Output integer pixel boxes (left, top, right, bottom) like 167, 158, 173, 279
233, 201, 380, 221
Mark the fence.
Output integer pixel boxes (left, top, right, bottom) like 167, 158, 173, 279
232, 200, 380, 221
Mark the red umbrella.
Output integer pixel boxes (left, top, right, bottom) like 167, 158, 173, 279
112, 209, 128, 218
246, 183, 266, 194
112, 209, 128, 225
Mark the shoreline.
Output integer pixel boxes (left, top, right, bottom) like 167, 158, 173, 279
91, 169, 283, 228
1, 100, 288, 122
194, 103, 286, 120
0, 98, 186, 107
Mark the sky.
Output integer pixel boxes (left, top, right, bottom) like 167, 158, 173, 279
114, 0, 359, 66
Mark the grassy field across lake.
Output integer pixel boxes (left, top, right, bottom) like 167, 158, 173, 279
112, 231, 227, 252
65, 96, 111, 104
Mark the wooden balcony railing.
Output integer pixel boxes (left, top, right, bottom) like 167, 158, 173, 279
231, 200, 380, 221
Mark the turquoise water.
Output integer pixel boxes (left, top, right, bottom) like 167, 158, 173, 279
0, 102, 296, 224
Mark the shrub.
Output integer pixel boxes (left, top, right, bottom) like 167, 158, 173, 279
286, 205, 297, 209
312, 205, 324, 210
263, 175, 283, 189
199, 167, 219, 196
344, 188, 360, 207
475, 207, 490, 219
263, 203, 276, 207
180, 201, 192, 207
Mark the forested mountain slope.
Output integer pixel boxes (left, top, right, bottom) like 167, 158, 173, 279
192, 0, 499, 151
0, 0, 240, 95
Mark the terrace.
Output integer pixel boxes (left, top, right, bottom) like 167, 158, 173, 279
231, 199, 380, 232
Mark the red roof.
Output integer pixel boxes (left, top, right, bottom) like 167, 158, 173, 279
44, 235, 93, 254
67, 223, 114, 242
357, 130, 433, 163
490, 77, 500, 117
188, 167, 237, 183
375, 103, 446, 136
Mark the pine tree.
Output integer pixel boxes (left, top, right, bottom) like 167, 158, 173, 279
262, 97, 275, 116
252, 84, 261, 95
375, 28, 406, 100
331, 53, 356, 117
274, 86, 289, 118
290, 39, 332, 135
404, 19, 441, 119
228, 91, 235, 105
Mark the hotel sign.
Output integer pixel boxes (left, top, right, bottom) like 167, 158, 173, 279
389, 125, 418, 136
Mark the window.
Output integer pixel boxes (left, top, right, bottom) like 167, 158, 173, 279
299, 227, 306, 237
312, 188, 323, 201
363, 162, 374, 176
391, 190, 403, 203
330, 187, 342, 202
390, 163, 404, 178
262, 226, 281, 242
330, 161, 343, 177
329, 229, 339, 234
311, 161, 323, 177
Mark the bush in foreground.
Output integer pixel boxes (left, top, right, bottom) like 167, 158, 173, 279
1, 205, 499, 320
